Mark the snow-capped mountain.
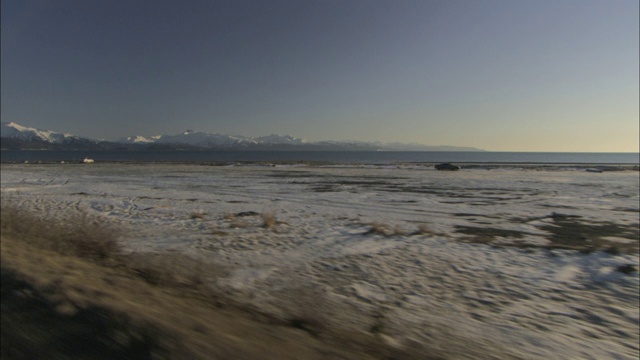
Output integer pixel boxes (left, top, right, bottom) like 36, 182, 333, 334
1, 121, 106, 150
2, 121, 484, 151
119, 130, 308, 147
254, 134, 307, 145
155, 130, 256, 147
118, 135, 160, 144
1, 121, 85, 143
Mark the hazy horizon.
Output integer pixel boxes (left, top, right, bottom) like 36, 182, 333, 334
2, 0, 638, 152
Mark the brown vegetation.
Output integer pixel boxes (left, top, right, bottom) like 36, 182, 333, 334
0, 202, 434, 359
190, 211, 208, 220
1, 202, 120, 260
261, 211, 278, 229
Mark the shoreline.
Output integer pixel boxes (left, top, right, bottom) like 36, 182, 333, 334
2, 149, 638, 167
2, 160, 638, 170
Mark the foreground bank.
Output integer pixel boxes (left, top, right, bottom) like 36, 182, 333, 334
1, 231, 427, 359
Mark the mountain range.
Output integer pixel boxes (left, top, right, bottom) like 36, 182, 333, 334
1, 121, 484, 152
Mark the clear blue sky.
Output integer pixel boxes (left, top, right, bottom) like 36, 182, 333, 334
2, 0, 638, 151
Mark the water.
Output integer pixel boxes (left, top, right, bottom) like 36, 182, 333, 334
1, 150, 638, 165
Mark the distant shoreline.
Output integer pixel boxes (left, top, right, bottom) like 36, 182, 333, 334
2, 160, 639, 169
1, 149, 638, 166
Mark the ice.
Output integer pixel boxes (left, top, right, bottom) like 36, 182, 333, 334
1, 163, 638, 359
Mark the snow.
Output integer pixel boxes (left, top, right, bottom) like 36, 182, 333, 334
119, 135, 156, 143
1, 121, 82, 143
117, 130, 308, 147
3, 121, 483, 150
255, 134, 307, 145
1, 163, 638, 359
2, 121, 311, 146
151, 131, 312, 147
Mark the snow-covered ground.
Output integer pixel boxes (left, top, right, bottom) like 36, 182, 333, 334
2, 163, 638, 359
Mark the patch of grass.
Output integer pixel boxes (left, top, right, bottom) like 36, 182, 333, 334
310, 184, 338, 192
455, 226, 527, 243
223, 213, 250, 228
1, 202, 120, 260
1, 200, 222, 295
361, 222, 407, 237
369, 310, 387, 334
391, 224, 405, 236
363, 222, 390, 236
209, 223, 228, 236
273, 286, 330, 338
1, 269, 171, 359
261, 211, 278, 229
454, 213, 639, 254
189, 211, 207, 220
286, 315, 325, 338
538, 214, 639, 254
122, 252, 218, 290
411, 224, 435, 236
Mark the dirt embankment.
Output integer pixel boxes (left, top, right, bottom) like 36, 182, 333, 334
1, 235, 434, 359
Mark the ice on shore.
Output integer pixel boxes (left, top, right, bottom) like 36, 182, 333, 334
2, 163, 638, 359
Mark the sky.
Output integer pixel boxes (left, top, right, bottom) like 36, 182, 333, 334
1, 0, 638, 152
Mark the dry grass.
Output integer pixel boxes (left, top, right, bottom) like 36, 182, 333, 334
282, 294, 328, 338
122, 252, 220, 291
223, 213, 251, 229
209, 223, 228, 236
362, 222, 406, 237
412, 224, 435, 236
1, 202, 120, 260
222, 210, 287, 230
190, 211, 208, 220
358, 220, 437, 237
364, 221, 390, 236
391, 224, 405, 236
0, 201, 436, 359
2, 235, 387, 360
261, 211, 278, 229
0, 201, 218, 289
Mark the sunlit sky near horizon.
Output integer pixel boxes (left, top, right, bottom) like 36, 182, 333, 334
2, 0, 638, 152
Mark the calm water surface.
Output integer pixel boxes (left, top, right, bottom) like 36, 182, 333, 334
1, 150, 638, 165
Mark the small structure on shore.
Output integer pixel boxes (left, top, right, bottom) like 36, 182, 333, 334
82, 157, 95, 164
